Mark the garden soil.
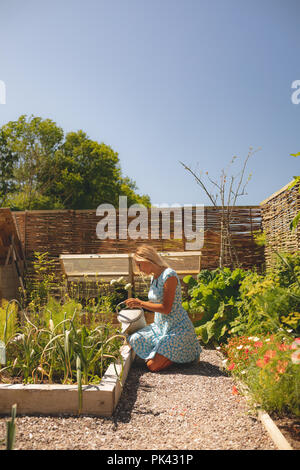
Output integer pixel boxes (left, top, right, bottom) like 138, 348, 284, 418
0, 348, 281, 450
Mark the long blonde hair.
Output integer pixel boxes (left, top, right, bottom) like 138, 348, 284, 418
133, 245, 169, 275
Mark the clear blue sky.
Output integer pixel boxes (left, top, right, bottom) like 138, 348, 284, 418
0, 0, 299, 207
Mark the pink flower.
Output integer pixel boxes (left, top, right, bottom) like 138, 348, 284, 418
291, 338, 300, 350
291, 350, 300, 365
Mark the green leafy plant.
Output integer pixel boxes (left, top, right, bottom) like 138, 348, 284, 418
184, 267, 247, 343
6, 404, 17, 450
0, 300, 18, 343
76, 355, 82, 415
195, 299, 238, 344
1, 294, 126, 386
25, 251, 57, 314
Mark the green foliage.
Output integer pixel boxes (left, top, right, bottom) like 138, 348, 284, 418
184, 267, 247, 343
231, 285, 300, 337
2, 301, 124, 385
25, 251, 58, 314
280, 311, 300, 331
252, 230, 266, 247
189, 252, 300, 344
195, 300, 238, 344
0, 251, 129, 386
228, 252, 300, 337
6, 404, 17, 450
76, 355, 83, 415
1, 114, 150, 210
271, 251, 300, 288
0, 300, 18, 343
0, 130, 17, 205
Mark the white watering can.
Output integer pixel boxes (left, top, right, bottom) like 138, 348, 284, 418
116, 301, 147, 335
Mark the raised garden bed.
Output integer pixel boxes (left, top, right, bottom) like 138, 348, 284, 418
0, 344, 135, 417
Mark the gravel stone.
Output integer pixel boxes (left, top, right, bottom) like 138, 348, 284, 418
0, 348, 276, 450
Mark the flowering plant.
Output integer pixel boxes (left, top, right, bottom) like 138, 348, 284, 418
222, 334, 300, 416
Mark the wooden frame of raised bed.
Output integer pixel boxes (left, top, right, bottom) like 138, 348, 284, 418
0, 345, 135, 417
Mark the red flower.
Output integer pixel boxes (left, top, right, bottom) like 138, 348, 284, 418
232, 386, 239, 395
256, 359, 265, 368
263, 350, 277, 363
228, 363, 235, 371
276, 360, 288, 374
254, 341, 263, 348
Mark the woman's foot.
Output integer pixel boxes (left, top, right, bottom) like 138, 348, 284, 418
146, 353, 173, 372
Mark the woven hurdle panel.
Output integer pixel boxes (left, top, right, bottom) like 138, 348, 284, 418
260, 179, 300, 269
12, 205, 264, 290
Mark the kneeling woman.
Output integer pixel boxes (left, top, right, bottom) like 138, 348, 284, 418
125, 245, 201, 372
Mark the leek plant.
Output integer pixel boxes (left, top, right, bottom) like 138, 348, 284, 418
6, 404, 17, 450
1, 301, 125, 386
76, 355, 82, 415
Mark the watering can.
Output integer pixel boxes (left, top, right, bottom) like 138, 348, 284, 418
116, 301, 147, 335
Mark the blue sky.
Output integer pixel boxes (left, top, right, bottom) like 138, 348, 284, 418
0, 0, 299, 207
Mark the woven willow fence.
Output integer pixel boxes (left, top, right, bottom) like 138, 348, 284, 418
260, 179, 300, 269
12, 206, 263, 282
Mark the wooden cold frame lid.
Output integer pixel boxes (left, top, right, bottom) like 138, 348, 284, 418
59, 253, 131, 277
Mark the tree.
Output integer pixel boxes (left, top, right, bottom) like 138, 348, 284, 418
0, 130, 17, 206
1, 115, 150, 210
180, 147, 260, 269
2, 114, 64, 209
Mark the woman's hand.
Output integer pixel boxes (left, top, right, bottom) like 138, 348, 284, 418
125, 298, 143, 309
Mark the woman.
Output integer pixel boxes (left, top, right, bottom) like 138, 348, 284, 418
125, 245, 201, 372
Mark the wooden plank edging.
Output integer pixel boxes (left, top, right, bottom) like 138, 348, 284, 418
258, 410, 293, 451
0, 344, 135, 417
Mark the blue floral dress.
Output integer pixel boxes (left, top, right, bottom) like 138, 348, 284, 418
128, 268, 202, 363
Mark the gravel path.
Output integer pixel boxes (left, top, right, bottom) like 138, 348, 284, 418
0, 348, 276, 450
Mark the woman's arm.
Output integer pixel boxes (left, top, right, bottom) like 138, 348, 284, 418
125, 276, 178, 315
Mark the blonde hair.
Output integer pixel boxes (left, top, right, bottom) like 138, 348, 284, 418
133, 245, 169, 271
